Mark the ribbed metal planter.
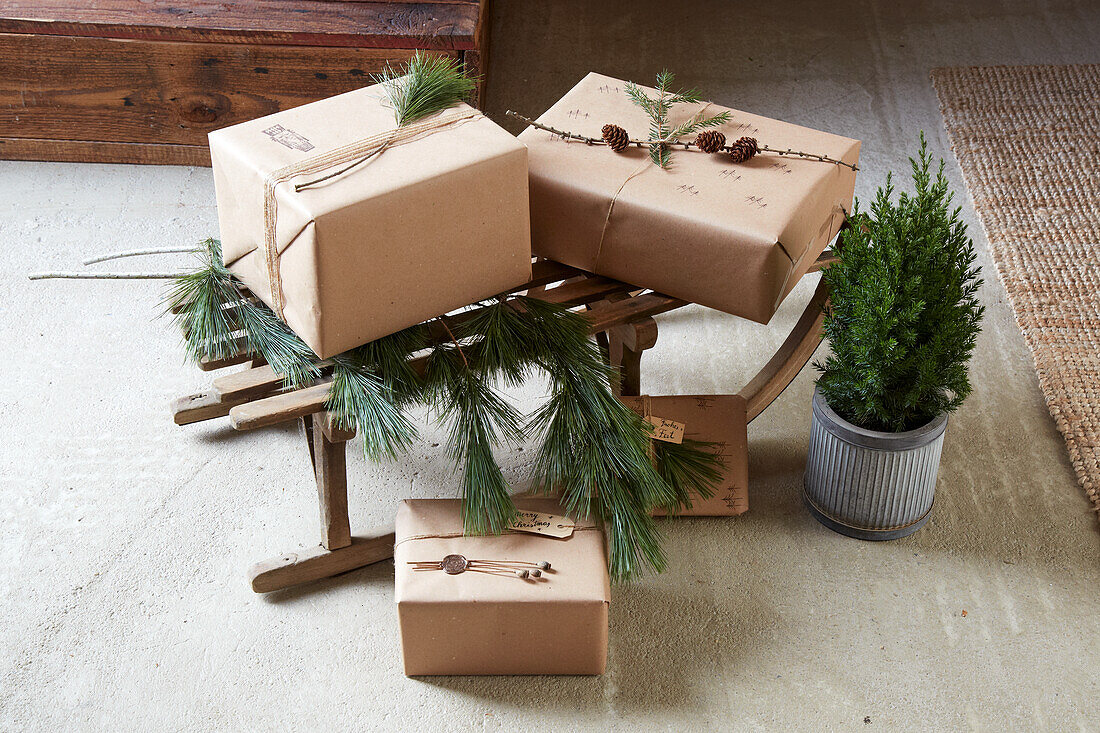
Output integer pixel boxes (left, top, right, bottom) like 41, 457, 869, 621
804, 389, 947, 540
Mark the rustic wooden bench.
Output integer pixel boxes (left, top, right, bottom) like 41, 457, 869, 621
172, 255, 833, 592
0, 0, 488, 165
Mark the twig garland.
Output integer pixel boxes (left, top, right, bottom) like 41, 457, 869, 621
505, 110, 859, 172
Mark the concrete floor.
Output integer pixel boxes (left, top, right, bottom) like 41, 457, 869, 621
3, 1, 1099, 730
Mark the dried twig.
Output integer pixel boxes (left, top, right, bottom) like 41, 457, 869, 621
83, 247, 194, 265
506, 111, 859, 171
29, 271, 184, 280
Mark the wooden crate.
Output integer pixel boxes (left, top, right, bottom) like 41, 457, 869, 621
0, 0, 488, 166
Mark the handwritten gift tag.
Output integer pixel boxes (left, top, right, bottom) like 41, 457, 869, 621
645, 415, 685, 444
508, 511, 575, 538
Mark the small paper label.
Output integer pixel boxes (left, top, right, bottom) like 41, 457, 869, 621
509, 511, 575, 538
646, 415, 685, 444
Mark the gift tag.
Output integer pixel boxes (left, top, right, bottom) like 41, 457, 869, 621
509, 511, 575, 538
646, 415, 685, 444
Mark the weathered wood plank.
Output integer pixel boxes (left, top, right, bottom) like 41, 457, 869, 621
0, 33, 456, 147
171, 390, 252, 425
0, 2, 480, 49
312, 413, 352, 550
229, 380, 333, 431
248, 530, 396, 593
0, 136, 209, 165
584, 293, 688, 333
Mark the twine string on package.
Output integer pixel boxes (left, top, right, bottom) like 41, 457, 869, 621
260, 107, 483, 319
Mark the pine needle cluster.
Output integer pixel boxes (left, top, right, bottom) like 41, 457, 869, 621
815, 134, 984, 432
162, 238, 319, 388
375, 51, 477, 126
626, 70, 731, 167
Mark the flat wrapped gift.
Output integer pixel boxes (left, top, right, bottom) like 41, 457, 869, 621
209, 83, 531, 359
620, 394, 749, 517
395, 497, 609, 676
520, 72, 859, 324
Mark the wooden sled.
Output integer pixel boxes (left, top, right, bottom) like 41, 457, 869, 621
172, 253, 836, 593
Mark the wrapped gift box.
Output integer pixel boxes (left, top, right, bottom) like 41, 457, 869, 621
620, 394, 749, 517
395, 497, 609, 676
520, 72, 859, 324
209, 83, 531, 359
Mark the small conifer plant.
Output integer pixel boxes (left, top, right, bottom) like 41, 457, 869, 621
815, 134, 984, 433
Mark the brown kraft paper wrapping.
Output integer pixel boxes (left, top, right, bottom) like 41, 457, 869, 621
395, 497, 610, 676
520, 72, 859, 324
620, 394, 749, 517
209, 83, 532, 359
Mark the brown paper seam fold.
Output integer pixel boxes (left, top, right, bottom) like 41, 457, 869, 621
256, 107, 484, 319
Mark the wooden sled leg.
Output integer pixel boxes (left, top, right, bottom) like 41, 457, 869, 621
247, 412, 394, 593
608, 318, 658, 397
739, 277, 830, 422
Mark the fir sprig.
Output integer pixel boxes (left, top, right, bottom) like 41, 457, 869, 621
816, 133, 983, 432
626, 70, 731, 167
376, 51, 477, 126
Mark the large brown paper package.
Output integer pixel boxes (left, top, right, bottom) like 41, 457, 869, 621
395, 497, 609, 676
520, 72, 859, 323
209, 84, 531, 359
620, 394, 749, 517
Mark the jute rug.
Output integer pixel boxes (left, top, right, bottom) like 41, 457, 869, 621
932, 65, 1100, 518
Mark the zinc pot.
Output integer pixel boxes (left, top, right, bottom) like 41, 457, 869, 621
804, 388, 947, 540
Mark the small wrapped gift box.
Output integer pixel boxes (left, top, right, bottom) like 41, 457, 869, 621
395, 497, 610, 676
520, 72, 859, 324
209, 83, 531, 359
620, 394, 749, 516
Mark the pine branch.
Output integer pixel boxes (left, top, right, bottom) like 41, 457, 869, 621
426, 343, 523, 535
346, 324, 428, 406
234, 298, 320, 389
162, 238, 249, 363
653, 439, 725, 514
517, 296, 675, 580
376, 51, 476, 126
328, 354, 419, 460
163, 238, 320, 388
164, 243, 725, 580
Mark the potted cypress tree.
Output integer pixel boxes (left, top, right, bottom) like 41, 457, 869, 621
805, 135, 984, 539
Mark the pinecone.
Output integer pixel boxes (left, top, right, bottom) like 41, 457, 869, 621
728, 136, 759, 163
601, 124, 630, 152
694, 130, 726, 154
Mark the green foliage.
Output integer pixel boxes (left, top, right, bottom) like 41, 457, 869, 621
162, 238, 319, 388
518, 296, 676, 579
328, 354, 420, 462
426, 342, 524, 535
653, 439, 723, 514
168, 248, 723, 581
376, 51, 476, 126
816, 134, 984, 432
626, 70, 731, 167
